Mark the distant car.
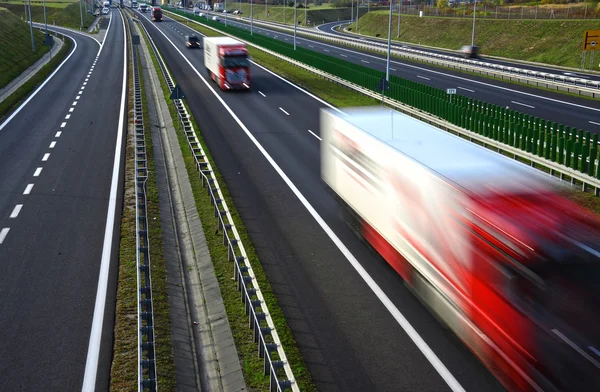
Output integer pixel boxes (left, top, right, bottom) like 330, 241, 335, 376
211, 15, 220, 21
139, 4, 148, 12
185, 34, 201, 48
222, 10, 228, 13
232, 9, 241, 14
460, 45, 480, 59
198, 12, 205, 17
102, 7, 110, 14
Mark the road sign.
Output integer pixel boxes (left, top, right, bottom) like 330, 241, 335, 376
583, 30, 600, 51
446, 88, 457, 95
170, 84, 185, 100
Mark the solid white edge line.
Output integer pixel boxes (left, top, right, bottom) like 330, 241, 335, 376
34, 167, 43, 176
150, 17, 465, 392
458, 86, 475, 93
23, 184, 34, 195
81, 10, 125, 392
0, 228, 9, 244
308, 129, 322, 141
0, 35, 78, 132
10, 204, 23, 218
589, 121, 600, 126
33, 22, 101, 46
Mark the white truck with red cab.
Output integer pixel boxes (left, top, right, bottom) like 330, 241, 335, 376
321, 106, 600, 392
203, 36, 250, 91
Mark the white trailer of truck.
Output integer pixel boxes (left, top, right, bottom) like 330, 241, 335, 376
203, 36, 250, 91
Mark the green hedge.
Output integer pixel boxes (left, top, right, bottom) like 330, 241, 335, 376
167, 8, 599, 180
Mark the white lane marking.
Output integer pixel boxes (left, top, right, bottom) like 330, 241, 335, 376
308, 129, 322, 141
309, 44, 314, 47
0, 35, 78, 133
0, 228, 9, 244
361, 59, 370, 64
258, 91, 266, 97
279, 107, 290, 116
151, 20, 465, 392
23, 184, 34, 195
65, 115, 71, 119
56, 131, 62, 137
69, 107, 74, 112
50, 141, 56, 148
76, 96, 80, 100
73, 101, 77, 105
458, 86, 475, 92
340, 54, 348, 57
85, 78, 89, 81
418, 75, 430, 80
82, 10, 126, 391
34, 167, 43, 177
10, 205, 23, 218
32, 22, 101, 46
324, 49, 330, 52
511, 100, 535, 109
60, 122, 67, 128
83, 82, 87, 85
390, 67, 397, 71
590, 121, 600, 126
81, 86, 85, 90
42, 153, 50, 161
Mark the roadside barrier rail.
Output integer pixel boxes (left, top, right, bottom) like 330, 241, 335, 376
135, 17, 300, 392
166, 9, 600, 196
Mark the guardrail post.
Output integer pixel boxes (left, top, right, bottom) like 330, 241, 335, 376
581, 142, 590, 174
551, 134, 557, 163
566, 139, 573, 168
558, 137, 565, 167
544, 132, 551, 160
573, 141, 581, 171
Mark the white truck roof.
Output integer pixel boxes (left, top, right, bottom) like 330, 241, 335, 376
325, 106, 557, 193
204, 36, 244, 46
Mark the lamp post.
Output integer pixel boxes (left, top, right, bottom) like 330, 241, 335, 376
251, 0, 253, 34
356, 0, 359, 33
293, 0, 297, 49
225, 0, 228, 26
43, 0, 48, 38
397, 0, 400, 38
79, 0, 84, 30
471, 0, 477, 46
28, 0, 34, 51
385, 0, 392, 82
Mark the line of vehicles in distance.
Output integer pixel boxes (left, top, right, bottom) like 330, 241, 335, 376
130, 0, 162, 21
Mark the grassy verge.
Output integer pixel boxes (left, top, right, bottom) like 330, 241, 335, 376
0, 2, 95, 29
0, 7, 50, 89
109, 14, 176, 391
0, 32, 70, 122
140, 19, 317, 392
351, 12, 600, 70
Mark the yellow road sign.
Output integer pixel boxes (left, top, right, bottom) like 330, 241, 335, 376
583, 30, 600, 51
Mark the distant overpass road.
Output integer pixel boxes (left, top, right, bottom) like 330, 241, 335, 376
177, 8, 600, 134
138, 12, 505, 392
318, 20, 600, 83
0, 9, 126, 392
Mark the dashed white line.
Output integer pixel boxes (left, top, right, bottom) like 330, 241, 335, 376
390, 67, 397, 71
590, 121, 600, 126
69, 107, 74, 112
76, 96, 80, 100
340, 54, 348, 57
324, 49, 330, 52
279, 107, 290, 116
511, 100, 535, 109
55, 131, 62, 137
308, 130, 322, 141
65, 115, 71, 119
0, 228, 9, 244
81, 86, 85, 90
309, 45, 314, 47
258, 91, 266, 97
85, 78, 89, 81
458, 86, 475, 93
10, 205, 23, 218
361, 60, 370, 64
83, 82, 87, 86
23, 184, 34, 195
42, 153, 50, 161
49, 141, 56, 149
73, 101, 78, 105
34, 167, 43, 177
418, 75, 430, 80
60, 122, 67, 128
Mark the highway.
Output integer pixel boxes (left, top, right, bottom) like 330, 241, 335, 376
138, 11, 506, 392
317, 20, 600, 83
173, 8, 600, 134
0, 9, 126, 391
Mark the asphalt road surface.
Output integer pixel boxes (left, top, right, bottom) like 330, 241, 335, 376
175, 8, 600, 134
138, 11, 507, 392
0, 9, 126, 391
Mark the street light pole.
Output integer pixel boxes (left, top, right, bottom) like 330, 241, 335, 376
397, 0, 400, 38
351, 0, 353, 25
251, 0, 253, 34
386, 0, 392, 82
79, 0, 83, 30
471, 0, 477, 47
28, 0, 34, 51
356, 0, 359, 33
225, 0, 228, 26
43, 0, 48, 38
304, 0, 306, 27
293, 0, 297, 49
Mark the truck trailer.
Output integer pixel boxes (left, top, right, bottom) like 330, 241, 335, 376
321, 106, 600, 392
203, 36, 250, 91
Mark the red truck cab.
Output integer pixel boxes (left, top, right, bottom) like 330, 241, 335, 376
151, 6, 162, 21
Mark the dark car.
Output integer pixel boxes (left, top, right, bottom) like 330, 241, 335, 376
185, 35, 201, 48
460, 45, 480, 59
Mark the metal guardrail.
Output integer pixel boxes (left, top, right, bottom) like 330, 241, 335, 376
183, 9, 600, 97
135, 17, 300, 392
164, 10, 600, 196
127, 12, 158, 391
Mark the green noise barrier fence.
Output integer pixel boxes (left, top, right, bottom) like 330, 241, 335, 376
167, 8, 600, 182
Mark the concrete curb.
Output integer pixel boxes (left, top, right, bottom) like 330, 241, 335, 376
134, 19, 247, 392
0, 35, 64, 104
